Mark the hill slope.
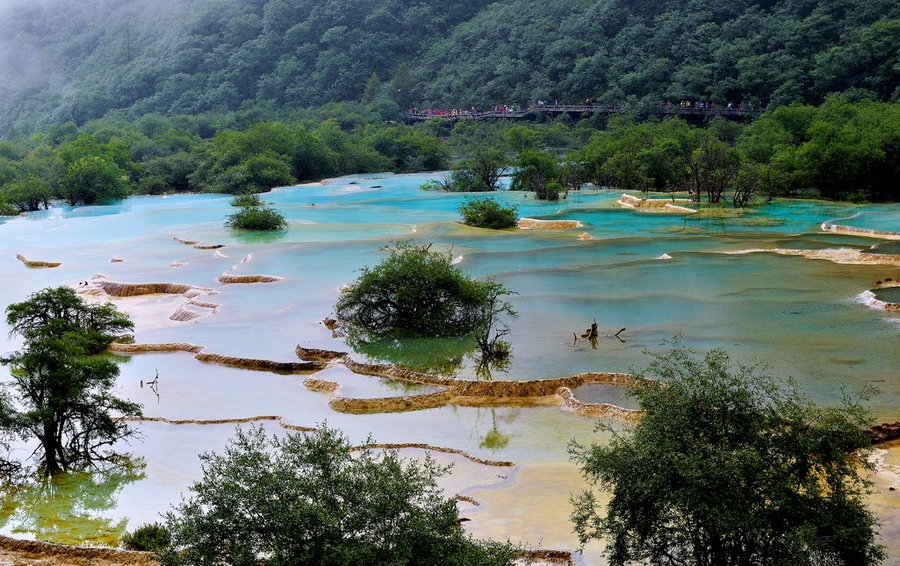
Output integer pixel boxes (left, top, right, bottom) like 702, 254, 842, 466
0, 0, 896, 136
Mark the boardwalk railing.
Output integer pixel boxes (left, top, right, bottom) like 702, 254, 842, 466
407, 103, 762, 122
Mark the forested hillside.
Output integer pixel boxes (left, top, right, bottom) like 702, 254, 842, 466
0, 0, 896, 137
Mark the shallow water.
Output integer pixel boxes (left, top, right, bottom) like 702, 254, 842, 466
0, 174, 897, 558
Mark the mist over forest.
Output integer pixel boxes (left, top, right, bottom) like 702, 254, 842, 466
0, 0, 896, 137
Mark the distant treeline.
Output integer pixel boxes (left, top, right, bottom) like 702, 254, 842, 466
576, 98, 899, 203
0, 0, 896, 137
0, 99, 895, 213
0, 105, 446, 211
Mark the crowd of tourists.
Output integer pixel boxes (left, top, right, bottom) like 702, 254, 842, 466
407, 105, 523, 118
668, 100, 753, 111
408, 99, 758, 119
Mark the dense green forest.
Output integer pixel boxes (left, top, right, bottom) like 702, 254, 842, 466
0, 0, 896, 137
0, 98, 895, 212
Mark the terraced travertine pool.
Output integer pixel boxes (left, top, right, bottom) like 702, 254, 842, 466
0, 174, 898, 564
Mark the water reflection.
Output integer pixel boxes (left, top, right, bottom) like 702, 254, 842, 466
475, 408, 518, 452
0, 460, 145, 545
348, 333, 479, 377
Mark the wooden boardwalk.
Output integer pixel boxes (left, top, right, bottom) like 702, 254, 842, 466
407, 103, 762, 123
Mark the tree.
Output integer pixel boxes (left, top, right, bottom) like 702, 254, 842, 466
1, 287, 140, 475
159, 425, 516, 566
5, 286, 133, 355
458, 197, 518, 229
472, 282, 517, 362
61, 156, 130, 205
229, 193, 265, 207
3, 176, 52, 212
225, 206, 288, 231
559, 156, 588, 192
360, 72, 382, 104
570, 343, 884, 566
685, 133, 741, 203
451, 146, 509, 192
335, 241, 512, 338
510, 150, 560, 200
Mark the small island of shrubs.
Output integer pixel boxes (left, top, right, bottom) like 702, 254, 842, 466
225, 193, 288, 230
458, 197, 518, 229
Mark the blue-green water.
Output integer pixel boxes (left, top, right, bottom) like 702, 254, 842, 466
0, 174, 897, 560
829, 210, 900, 233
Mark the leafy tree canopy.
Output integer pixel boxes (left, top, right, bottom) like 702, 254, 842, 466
570, 343, 884, 566
459, 197, 518, 229
5, 286, 133, 355
1, 287, 140, 475
159, 424, 516, 566
336, 241, 511, 338
225, 206, 288, 231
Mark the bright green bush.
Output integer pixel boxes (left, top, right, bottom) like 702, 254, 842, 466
459, 197, 518, 229
336, 241, 513, 337
159, 425, 516, 566
224, 206, 287, 231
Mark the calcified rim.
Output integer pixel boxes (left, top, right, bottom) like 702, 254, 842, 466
107, 342, 642, 422
173, 235, 226, 249
15, 253, 61, 268
822, 214, 900, 241
517, 217, 584, 229
722, 247, 900, 266
617, 193, 697, 214
858, 289, 900, 312
117, 416, 514, 468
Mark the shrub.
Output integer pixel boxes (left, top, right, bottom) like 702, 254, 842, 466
122, 523, 171, 552
459, 197, 518, 229
536, 181, 563, 201
229, 193, 265, 207
336, 241, 513, 338
571, 342, 884, 566
159, 425, 516, 566
224, 206, 287, 231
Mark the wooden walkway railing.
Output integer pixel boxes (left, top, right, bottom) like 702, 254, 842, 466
407, 104, 763, 122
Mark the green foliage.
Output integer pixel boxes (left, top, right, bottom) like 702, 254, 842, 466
449, 146, 509, 192
686, 132, 741, 203
336, 241, 511, 338
0, 0, 896, 137
570, 343, 884, 566
159, 425, 516, 566
229, 193, 265, 207
224, 206, 288, 231
579, 118, 694, 191
5, 286, 134, 355
738, 99, 899, 201
511, 150, 561, 200
0, 287, 140, 475
3, 177, 52, 212
0, 113, 460, 209
61, 156, 130, 205
363, 125, 447, 172
418, 0, 898, 109
459, 197, 518, 229
121, 523, 171, 552
502, 126, 538, 153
